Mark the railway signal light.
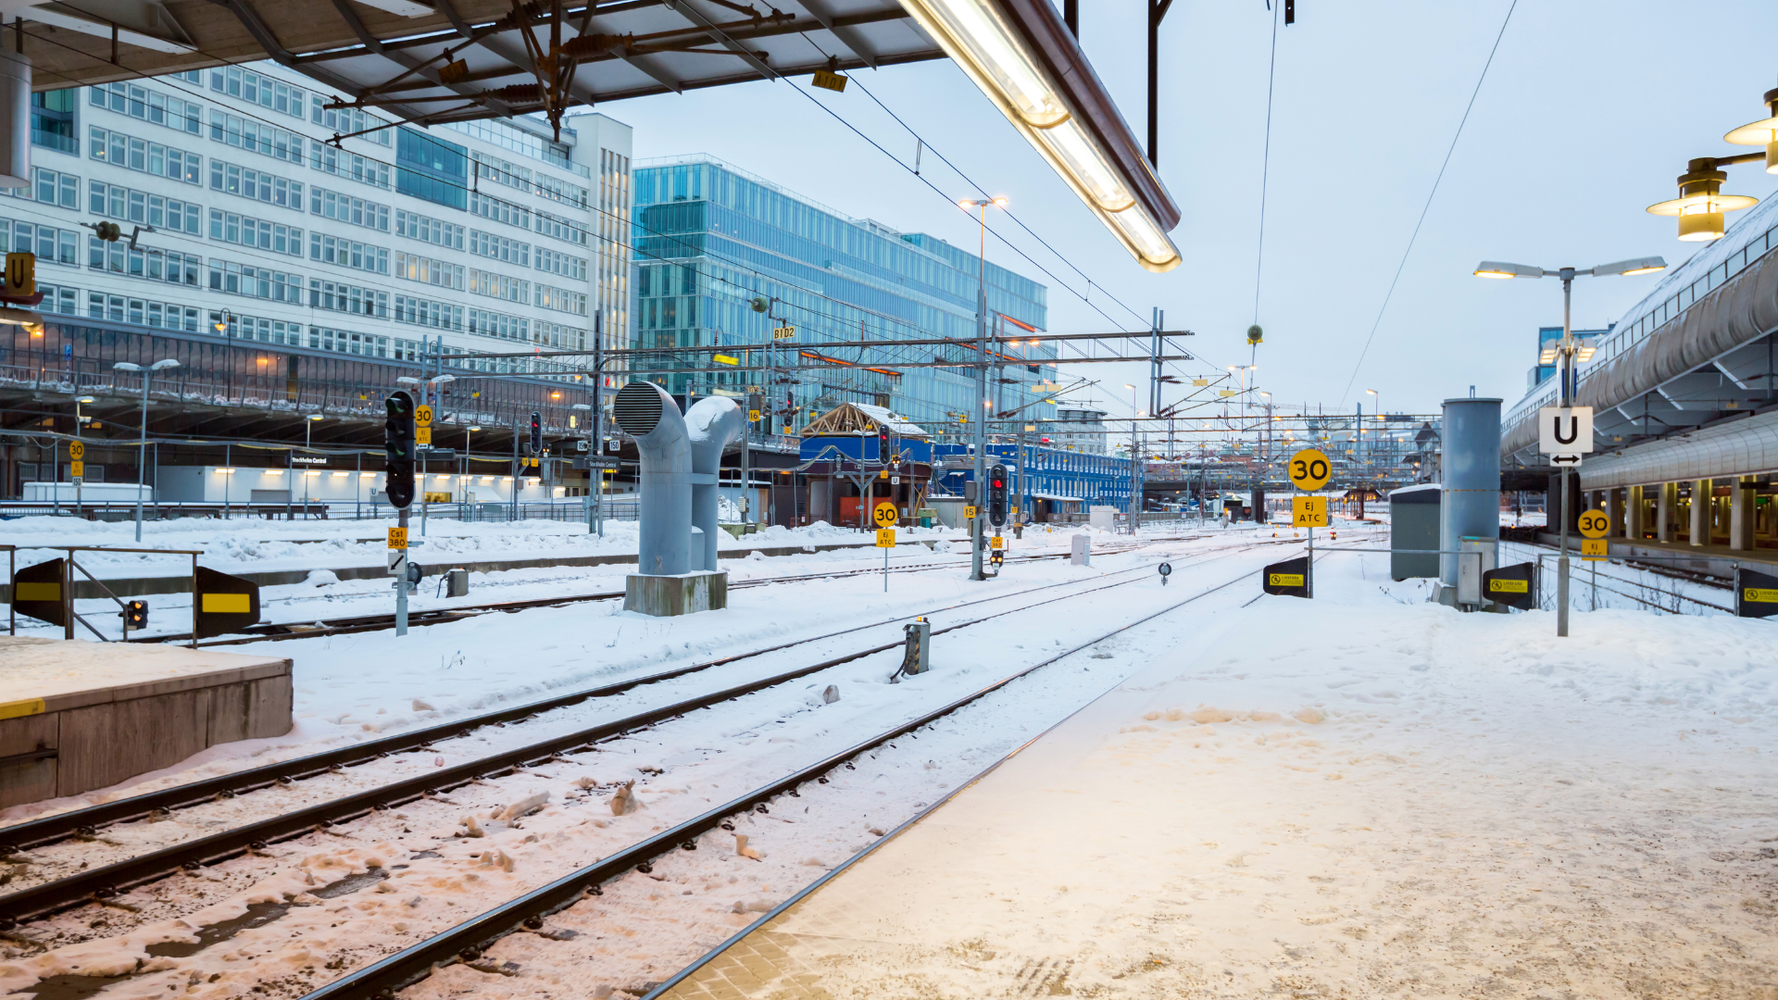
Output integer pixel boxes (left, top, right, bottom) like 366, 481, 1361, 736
384, 389, 417, 509
877, 424, 891, 463
987, 463, 1008, 527
121, 600, 148, 629
529, 411, 542, 457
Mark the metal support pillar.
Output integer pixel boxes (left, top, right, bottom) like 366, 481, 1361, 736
1657, 482, 1675, 542
1689, 478, 1708, 546
1146, 0, 1174, 167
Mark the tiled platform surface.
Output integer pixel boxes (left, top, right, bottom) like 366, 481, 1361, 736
0, 636, 292, 808
648, 665, 1176, 1000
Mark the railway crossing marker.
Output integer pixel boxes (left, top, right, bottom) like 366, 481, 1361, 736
1286, 448, 1330, 598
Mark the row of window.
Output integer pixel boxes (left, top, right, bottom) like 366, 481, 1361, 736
89, 126, 202, 184
208, 258, 303, 302
1, 219, 78, 265
0, 166, 81, 209
394, 250, 463, 290
311, 278, 387, 318
209, 110, 306, 164
394, 295, 463, 332
535, 283, 587, 316
311, 233, 389, 274
90, 181, 202, 234
88, 239, 202, 286
535, 247, 587, 281
312, 144, 390, 190
89, 84, 202, 135
395, 209, 464, 250
312, 188, 391, 232
93, 294, 202, 332
211, 209, 303, 256
469, 268, 527, 304
210, 159, 304, 210
312, 102, 391, 145
210, 66, 306, 121
469, 229, 529, 266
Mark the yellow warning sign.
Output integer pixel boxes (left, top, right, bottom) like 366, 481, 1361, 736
875, 528, 895, 548
68, 440, 85, 460
1288, 449, 1331, 491
1744, 587, 1778, 603
1580, 538, 1607, 561
873, 501, 898, 527
416, 426, 433, 445
1489, 578, 1530, 593
414, 404, 434, 427
964, 505, 977, 520
14, 582, 58, 601
201, 592, 253, 614
388, 527, 408, 550
1292, 495, 1329, 527
70, 461, 84, 478
1268, 573, 1306, 587
1577, 509, 1609, 539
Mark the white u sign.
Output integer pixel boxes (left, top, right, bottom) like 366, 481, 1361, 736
1538, 406, 1594, 455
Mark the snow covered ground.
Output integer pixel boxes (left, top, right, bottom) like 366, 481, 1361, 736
651, 548, 1778, 999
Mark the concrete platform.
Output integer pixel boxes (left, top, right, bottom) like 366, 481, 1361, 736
624, 571, 728, 617
0, 637, 292, 808
1534, 530, 1778, 580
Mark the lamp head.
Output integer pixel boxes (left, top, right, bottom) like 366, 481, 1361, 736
113, 362, 141, 372
1722, 81, 1778, 173
1474, 261, 1545, 279
469, 425, 481, 432
150, 359, 180, 371
1591, 256, 1667, 277
1646, 158, 1758, 241
77, 395, 94, 403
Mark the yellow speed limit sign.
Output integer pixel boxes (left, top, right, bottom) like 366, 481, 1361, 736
414, 404, 434, 428
873, 501, 898, 528
1577, 509, 1610, 539
1292, 495, 1328, 527
1288, 448, 1330, 491
68, 440, 85, 461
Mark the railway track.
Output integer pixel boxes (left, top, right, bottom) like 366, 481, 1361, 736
301, 552, 1269, 1000
0, 540, 1258, 929
115, 539, 1158, 647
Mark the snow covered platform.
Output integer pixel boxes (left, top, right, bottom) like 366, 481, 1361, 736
0, 637, 292, 809
652, 564, 1778, 998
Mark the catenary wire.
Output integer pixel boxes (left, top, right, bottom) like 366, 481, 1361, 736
1335, 0, 1518, 405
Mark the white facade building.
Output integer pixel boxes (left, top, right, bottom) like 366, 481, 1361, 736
12, 63, 631, 372
1049, 406, 1108, 455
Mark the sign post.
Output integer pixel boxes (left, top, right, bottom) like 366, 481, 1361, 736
1578, 508, 1610, 612
1287, 448, 1331, 598
874, 501, 897, 591
68, 439, 85, 517
1539, 406, 1595, 637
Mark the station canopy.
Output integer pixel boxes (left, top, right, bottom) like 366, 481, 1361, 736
801, 402, 926, 439
11, 0, 942, 130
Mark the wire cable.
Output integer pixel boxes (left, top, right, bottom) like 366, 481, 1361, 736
1336, 0, 1518, 405
1253, 0, 1279, 329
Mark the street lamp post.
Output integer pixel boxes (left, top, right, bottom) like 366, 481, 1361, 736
1475, 255, 1666, 636
1125, 383, 1140, 533
112, 359, 180, 542
958, 195, 1006, 582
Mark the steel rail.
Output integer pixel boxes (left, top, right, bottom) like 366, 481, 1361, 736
0, 546, 1167, 858
300, 554, 1267, 999
0, 549, 1231, 926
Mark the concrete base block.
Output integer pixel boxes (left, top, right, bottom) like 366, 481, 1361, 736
624, 570, 728, 617
0, 637, 293, 809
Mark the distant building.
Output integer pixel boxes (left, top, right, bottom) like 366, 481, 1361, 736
1529, 325, 1611, 390
629, 154, 1053, 439
1047, 406, 1108, 454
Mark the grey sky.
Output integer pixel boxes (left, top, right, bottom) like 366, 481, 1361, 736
608, 0, 1778, 422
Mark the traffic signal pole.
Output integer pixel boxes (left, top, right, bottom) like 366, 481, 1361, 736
971, 268, 987, 581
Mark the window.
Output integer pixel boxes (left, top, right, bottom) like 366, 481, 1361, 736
209, 208, 303, 256
90, 83, 203, 134
470, 150, 530, 192
310, 97, 392, 145
396, 128, 467, 209
88, 126, 201, 184
311, 144, 391, 189
470, 191, 530, 230
394, 251, 464, 290
209, 159, 303, 210
469, 229, 530, 266
394, 209, 464, 250
533, 172, 589, 209
535, 209, 588, 246
32, 89, 77, 153
307, 325, 386, 357
468, 307, 528, 340
309, 233, 389, 274
89, 239, 201, 286
208, 258, 304, 302
88, 182, 202, 234
0, 220, 78, 265
210, 310, 302, 344
210, 66, 305, 118
309, 279, 390, 318
534, 247, 586, 281
469, 268, 528, 304
37, 283, 79, 315
535, 283, 587, 315
535, 319, 585, 348
99, 298, 201, 332
310, 187, 391, 231
208, 110, 304, 163
394, 295, 464, 332
0, 166, 80, 208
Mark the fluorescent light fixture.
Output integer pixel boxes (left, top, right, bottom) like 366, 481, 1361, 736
1539, 348, 1559, 365
899, 0, 1180, 271
361, 472, 378, 478
1575, 341, 1598, 363
1474, 261, 1545, 279
332, 471, 349, 477
1592, 256, 1667, 277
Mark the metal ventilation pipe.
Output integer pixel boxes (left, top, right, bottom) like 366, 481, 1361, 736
0, 51, 31, 189
613, 381, 691, 575
1439, 396, 1502, 592
686, 396, 748, 572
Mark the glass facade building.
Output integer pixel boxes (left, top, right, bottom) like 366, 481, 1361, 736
631, 155, 1056, 440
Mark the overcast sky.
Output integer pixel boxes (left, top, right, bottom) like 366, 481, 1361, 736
606, 0, 1778, 422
